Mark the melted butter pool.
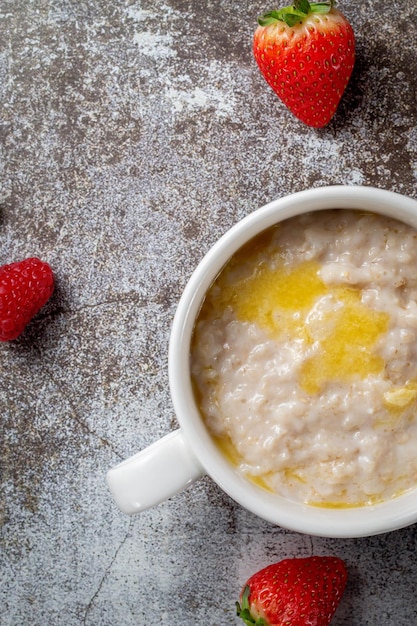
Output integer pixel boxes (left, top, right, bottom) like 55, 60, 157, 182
218, 259, 389, 393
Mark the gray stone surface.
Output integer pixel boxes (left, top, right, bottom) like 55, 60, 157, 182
2, 0, 417, 624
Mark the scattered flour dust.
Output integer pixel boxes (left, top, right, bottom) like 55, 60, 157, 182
126, 4, 237, 118
191, 209, 417, 508
165, 61, 237, 117
132, 31, 177, 59
127, 3, 178, 59
126, 3, 179, 23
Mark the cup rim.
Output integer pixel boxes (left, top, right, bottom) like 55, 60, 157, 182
169, 185, 417, 537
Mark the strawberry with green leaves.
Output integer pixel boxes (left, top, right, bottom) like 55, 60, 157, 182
236, 556, 347, 625
253, 0, 355, 127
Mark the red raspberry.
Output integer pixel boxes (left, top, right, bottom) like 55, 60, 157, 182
0, 257, 54, 341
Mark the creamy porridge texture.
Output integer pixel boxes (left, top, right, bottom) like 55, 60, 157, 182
190, 209, 417, 507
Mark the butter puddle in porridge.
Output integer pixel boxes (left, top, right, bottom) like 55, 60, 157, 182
190, 210, 417, 507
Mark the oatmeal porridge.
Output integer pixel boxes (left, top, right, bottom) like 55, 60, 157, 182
190, 209, 417, 507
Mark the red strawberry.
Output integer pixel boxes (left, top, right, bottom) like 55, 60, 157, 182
236, 556, 347, 626
253, 0, 355, 127
0, 257, 54, 341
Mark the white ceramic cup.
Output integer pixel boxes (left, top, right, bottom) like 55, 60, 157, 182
107, 185, 417, 538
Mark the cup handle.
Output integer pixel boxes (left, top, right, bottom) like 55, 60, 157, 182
106, 429, 204, 515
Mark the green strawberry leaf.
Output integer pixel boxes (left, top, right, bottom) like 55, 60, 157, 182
295, 0, 311, 13
280, 11, 305, 26
257, 8, 305, 27
236, 604, 255, 625
278, 7, 309, 25
310, 2, 334, 13
257, 10, 283, 26
236, 587, 268, 625
257, 1, 334, 27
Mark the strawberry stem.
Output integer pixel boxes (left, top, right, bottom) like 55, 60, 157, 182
257, 0, 334, 27
236, 586, 267, 626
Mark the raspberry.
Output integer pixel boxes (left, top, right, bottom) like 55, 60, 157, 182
0, 257, 54, 341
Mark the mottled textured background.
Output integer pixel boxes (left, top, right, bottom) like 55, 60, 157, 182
2, 1, 417, 624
